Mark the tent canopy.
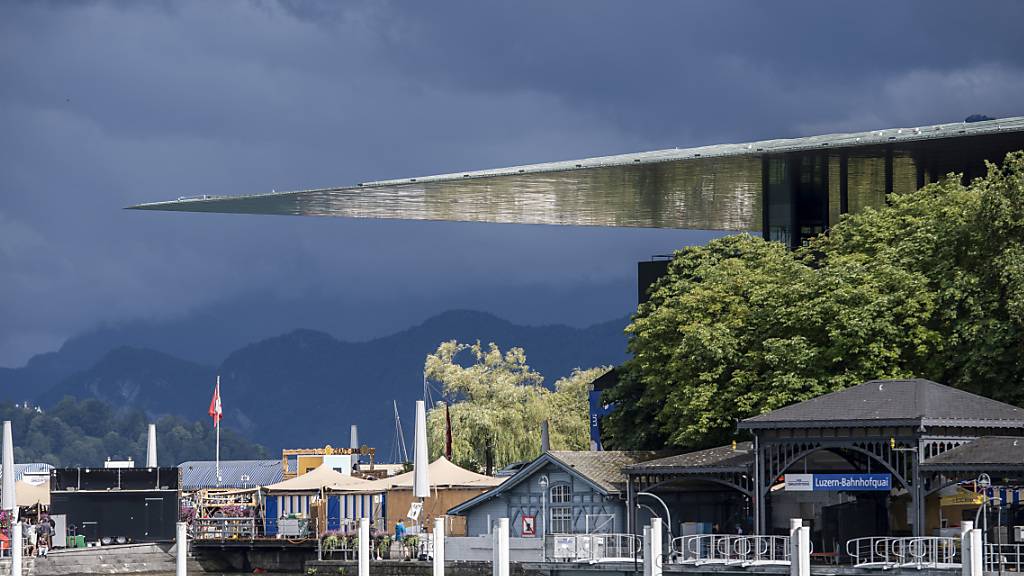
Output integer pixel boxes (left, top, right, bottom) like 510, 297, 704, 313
328, 457, 504, 493
15, 480, 49, 507
264, 463, 375, 494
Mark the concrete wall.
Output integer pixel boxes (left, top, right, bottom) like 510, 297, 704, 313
445, 535, 544, 562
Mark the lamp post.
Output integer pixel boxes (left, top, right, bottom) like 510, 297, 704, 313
638, 492, 673, 540
539, 475, 549, 540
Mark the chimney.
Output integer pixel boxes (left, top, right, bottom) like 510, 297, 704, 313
146, 424, 158, 467
350, 424, 359, 450
540, 420, 550, 453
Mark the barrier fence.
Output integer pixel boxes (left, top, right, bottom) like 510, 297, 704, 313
846, 536, 959, 569
673, 534, 791, 566
552, 533, 642, 563
985, 543, 1024, 573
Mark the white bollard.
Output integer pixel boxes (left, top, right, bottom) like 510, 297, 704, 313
790, 519, 809, 576
358, 517, 369, 576
972, 528, 984, 574
643, 525, 652, 576
175, 521, 187, 576
492, 518, 509, 576
649, 518, 663, 576
433, 516, 445, 576
12, 521, 22, 576
962, 521, 974, 576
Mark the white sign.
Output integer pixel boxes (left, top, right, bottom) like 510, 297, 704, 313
784, 474, 814, 491
407, 501, 423, 521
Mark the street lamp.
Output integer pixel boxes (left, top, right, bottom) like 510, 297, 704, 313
539, 475, 549, 540
637, 492, 673, 540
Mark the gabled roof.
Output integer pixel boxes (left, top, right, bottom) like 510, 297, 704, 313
740, 379, 1024, 429
922, 437, 1024, 471
264, 462, 375, 494
447, 451, 659, 516
625, 442, 754, 474
327, 457, 502, 493
179, 460, 282, 491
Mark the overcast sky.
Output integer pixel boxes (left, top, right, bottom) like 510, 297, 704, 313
2, 1, 1023, 366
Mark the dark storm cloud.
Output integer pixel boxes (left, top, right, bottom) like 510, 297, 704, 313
1, 0, 1022, 365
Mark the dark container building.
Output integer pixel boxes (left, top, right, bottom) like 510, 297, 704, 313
49, 467, 180, 543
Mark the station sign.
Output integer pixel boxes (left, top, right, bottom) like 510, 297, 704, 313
784, 473, 892, 491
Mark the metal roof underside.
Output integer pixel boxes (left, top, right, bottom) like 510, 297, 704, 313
129, 117, 1024, 230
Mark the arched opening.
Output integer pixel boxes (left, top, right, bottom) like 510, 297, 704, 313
636, 477, 753, 538
765, 447, 909, 555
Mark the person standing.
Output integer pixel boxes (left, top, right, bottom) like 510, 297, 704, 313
35, 516, 52, 557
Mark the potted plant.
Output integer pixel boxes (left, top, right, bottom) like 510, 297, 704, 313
321, 532, 340, 558
403, 535, 419, 561
376, 534, 392, 560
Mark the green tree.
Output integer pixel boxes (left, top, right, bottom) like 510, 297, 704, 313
605, 151, 1024, 450
424, 340, 607, 472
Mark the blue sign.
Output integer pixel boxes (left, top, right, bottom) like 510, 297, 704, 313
784, 473, 892, 491
588, 390, 615, 450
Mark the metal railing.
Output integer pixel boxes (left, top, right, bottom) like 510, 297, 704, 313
551, 533, 642, 563
985, 543, 1024, 573
672, 534, 791, 566
846, 536, 959, 569
193, 517, 259, 540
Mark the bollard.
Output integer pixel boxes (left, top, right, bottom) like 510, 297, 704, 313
643, 525, 652, 576
492, 518, 509, 576
650, 518, 663, 576
433, 516, 445, 576
790, 519, 809, 576
12, 522, 22, 576
962, 521, 974, 576
960, 521, 983, 576
176, 521, 187, 576
358, 518, 369, 576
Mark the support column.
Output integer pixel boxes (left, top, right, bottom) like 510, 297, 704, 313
358, 517, 369, 576
790, 519, 809, 576
12, 521, 23, 576
649, 518, 663, 576
433, 516, 445, 576
911, 457, 924, 537
643, 525, 652, 576
755, 439, 766, 535
175, 522, 186, 576
492, 518, 509, 576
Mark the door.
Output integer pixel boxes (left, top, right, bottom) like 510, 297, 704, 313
144, 498, 164, 538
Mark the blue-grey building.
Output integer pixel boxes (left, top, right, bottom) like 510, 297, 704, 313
448, 451, 657, 537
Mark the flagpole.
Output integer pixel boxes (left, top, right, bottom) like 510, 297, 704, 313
215, 375, 222, 485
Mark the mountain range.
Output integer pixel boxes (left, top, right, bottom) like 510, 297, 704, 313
1, 310, 630, 457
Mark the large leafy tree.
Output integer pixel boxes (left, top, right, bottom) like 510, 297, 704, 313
424, 340, 606, 473
604, 152, 1024, 450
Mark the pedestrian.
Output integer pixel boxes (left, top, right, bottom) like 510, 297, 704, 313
394, 519, 406, 541
25, 519, 36, 557
35, 516, 52, 558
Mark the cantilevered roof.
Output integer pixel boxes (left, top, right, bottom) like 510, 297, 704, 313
740, 379, 1024, 430
129, 116, 1024, 231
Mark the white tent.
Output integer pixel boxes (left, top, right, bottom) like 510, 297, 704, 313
329, 457, 504, 493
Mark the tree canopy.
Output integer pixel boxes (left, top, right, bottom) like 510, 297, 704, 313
604, 152, 1024, 450
1, 397, 266, 467
424, 340, 606, 472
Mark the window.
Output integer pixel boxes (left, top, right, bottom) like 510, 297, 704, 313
549, 484, 573, 533
550, 484, 571, 504
551, 507, 573, 534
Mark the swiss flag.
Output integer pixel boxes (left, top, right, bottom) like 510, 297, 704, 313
209, 376, 223, 427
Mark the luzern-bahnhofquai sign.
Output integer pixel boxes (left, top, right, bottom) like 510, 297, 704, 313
784, 473, 892, 491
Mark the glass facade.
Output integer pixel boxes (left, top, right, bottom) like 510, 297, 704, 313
763, 133, 1024, 248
